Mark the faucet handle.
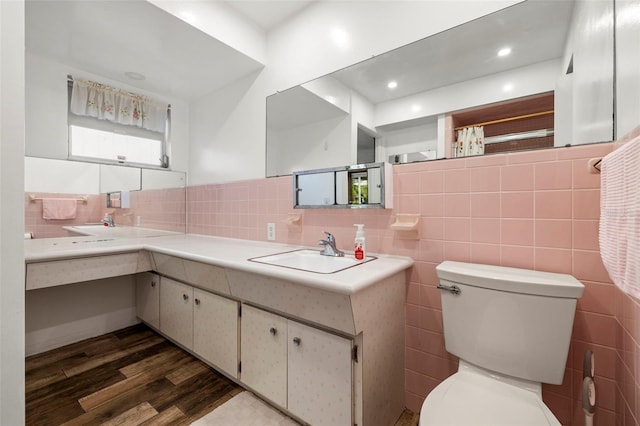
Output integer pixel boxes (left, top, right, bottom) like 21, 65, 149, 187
323, 231, 335, 242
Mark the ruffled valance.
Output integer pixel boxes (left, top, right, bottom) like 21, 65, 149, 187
69, 78, 168, 133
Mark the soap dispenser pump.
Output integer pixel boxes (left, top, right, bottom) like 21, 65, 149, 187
354, 224, 366, 260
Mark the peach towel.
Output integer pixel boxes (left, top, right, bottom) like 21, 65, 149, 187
42, 198, 78, 220
599, 134, 640, 299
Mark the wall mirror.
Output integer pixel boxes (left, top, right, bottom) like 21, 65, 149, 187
293, 163, 392, 209
23, 0, 260, 236
266, 0, 615, 177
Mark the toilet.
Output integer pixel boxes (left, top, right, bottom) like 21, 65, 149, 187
420, 261, 584, 426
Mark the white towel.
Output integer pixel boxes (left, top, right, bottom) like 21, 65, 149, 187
599, 135, 640, 298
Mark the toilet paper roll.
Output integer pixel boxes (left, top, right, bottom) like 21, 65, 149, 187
582, 376, 596, 414
24, 232, 33, 240
583, 349, 595, 378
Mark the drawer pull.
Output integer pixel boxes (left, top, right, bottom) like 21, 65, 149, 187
293, 337, 301, 346
269, 327, 277, 336
151, 281, 156, 288
183, 294, 189, 301
194, 298, 200, 305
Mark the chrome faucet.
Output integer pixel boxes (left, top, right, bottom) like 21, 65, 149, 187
318, 231, 344, 257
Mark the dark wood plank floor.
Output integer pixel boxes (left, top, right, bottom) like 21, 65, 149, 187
25, 324, 242, 426
26, 323, 420, 426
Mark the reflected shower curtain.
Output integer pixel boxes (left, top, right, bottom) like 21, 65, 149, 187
455, 126, 485, 157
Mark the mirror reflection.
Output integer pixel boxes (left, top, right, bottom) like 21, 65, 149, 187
267, 0, 614, 177
294, 163, 391, 209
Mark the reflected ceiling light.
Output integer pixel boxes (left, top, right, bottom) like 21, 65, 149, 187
325, 96, 337, 104
330, 27, 350, 49
411, 104, 421, 112
124, 71, 145, 81
180, 11, 197, 24
387, 81, 398, 89
498, 47, 512, 57
503, 82, 514, 92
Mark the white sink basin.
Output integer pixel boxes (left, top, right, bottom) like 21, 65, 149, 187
249, 249, 376, 274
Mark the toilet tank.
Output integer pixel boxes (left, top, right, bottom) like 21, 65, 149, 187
436, 261, 584, 385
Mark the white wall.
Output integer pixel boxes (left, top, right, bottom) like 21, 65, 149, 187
267, 115, 352, 176
375, 59, 561, 127
616, 0, 640, 138
25, 53, 190, 174
25, 277, 138, 356
188, 1, 521, 184
148, 0, 266, 65
0, 0, 26, 423
556, 0, 615, 145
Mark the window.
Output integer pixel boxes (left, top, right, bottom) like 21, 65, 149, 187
67, 77, 170, 168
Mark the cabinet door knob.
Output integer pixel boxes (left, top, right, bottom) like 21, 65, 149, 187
182, 294, 189, 301
293, 337, 301, 346
269, 327, 277, 336
194, 298, 200, 305
151, 281, 156, 288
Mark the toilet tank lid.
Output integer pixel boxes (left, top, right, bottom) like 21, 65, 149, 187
436, 261, 584, 298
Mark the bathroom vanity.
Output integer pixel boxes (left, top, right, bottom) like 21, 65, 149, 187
25, 234, 413, 426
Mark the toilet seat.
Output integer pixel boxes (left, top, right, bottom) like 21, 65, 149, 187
419, 365, 560, 426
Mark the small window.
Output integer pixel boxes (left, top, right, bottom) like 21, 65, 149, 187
67, 77, 170, 168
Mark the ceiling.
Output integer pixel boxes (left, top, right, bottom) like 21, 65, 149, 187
224, 0, 316, 31
25, 0, 266, 101
330, 0, 575, 104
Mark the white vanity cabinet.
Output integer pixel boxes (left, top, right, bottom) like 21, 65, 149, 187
240, 305, 288, 407
241, 304, 353, 426
159, 277, 194, 350
287, 320, 352, 425
154, 276, 240, 379
135, 272, 160, 329
193, 288, 239, 379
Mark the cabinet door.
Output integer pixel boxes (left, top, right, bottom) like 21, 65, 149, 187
240, 305, 287, 408
193, 289, 239, 379
135, 272, 159, 329
288, 321, 353, 426
159, 277, 193, 350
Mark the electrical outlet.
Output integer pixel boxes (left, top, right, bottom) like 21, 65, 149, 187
267, 223, 276, 241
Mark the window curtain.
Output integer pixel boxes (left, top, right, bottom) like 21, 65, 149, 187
70, 78, 168, 133
455, 126, 485, 157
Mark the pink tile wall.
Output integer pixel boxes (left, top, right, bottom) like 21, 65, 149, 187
127, 187, 186, 232
187, 142, 626, 425
24, 187, 186, 238
24, 193, 105, 238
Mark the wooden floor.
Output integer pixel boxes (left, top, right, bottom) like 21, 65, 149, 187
26, 324, 242, 425
26, 324, 420, 426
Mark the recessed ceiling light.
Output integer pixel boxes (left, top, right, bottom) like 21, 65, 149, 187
411, 104, 421, 112
330, 27, 350, 49
124, 71, 146, 81
503, 82, 514, 92
498, 47, 512, 57
387, 81, 398, 89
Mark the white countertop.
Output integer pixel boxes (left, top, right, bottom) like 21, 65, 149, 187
25, 233, 414, 295
64, 225, 182, 238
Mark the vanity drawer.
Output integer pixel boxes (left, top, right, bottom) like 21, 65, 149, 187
151, 252, 230, 295
26, 251, 152, 290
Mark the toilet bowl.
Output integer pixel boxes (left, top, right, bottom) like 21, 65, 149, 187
419, 361, 560, 426
419, 261, 584, 425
